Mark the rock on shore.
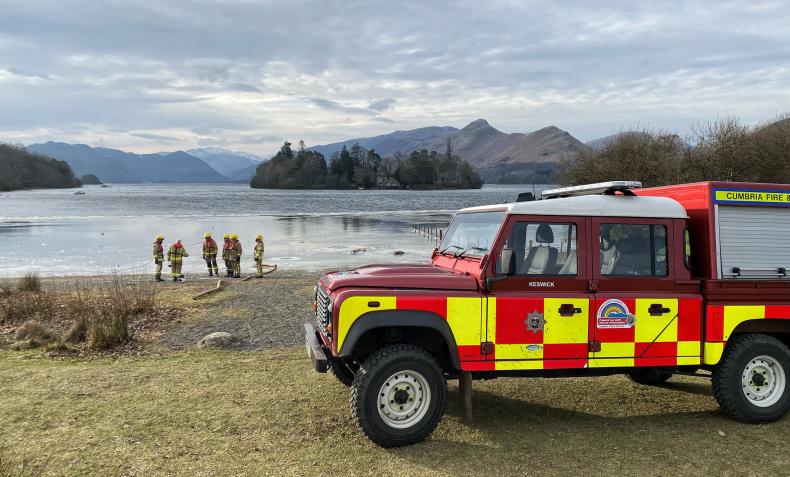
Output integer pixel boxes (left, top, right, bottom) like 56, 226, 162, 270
197, 332, 238, 349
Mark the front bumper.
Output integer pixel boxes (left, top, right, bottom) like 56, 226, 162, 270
304, 323, 328, 373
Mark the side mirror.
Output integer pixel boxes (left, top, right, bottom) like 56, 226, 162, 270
499, 247, 514, 275
486, 247, 513, 292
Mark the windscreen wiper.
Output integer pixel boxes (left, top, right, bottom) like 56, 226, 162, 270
439, 244, 463, 256
455, 246, 487, 259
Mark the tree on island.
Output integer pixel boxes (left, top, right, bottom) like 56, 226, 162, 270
250, 139, 482, 190
79, 173, 102, 185
0, 144, 81, 191
251, 140, 328, 189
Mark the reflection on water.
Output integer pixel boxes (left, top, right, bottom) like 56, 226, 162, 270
0, 183, 552, 276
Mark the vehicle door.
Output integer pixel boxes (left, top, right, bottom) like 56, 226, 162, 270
589, 218, 686, 367
486, 215, 591, 370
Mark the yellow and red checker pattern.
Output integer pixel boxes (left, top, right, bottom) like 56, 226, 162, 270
335, 295, 483, 363
335, 294, 704, 372
703, 304, 790, 365
587, 297, 702, 369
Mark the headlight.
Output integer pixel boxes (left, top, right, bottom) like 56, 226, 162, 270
327, 298, 333, 314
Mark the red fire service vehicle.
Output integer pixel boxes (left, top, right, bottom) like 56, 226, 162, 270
305, 181, 790, 447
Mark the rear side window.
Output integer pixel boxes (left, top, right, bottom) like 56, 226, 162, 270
600, 224, 668, 276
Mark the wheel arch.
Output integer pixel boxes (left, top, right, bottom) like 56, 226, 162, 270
338, 310, 461, 370
731, 319, 790, 349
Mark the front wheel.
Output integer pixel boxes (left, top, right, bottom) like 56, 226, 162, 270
329, 360, 358, 387
713, 334, 790, 423
350, 344, 446, 447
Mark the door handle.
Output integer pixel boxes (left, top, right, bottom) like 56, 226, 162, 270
648, 304, 671, 316
559, 304, 582, 316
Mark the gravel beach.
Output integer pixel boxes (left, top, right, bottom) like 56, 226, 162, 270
155, 269, 322, 350
0, 269, 324, 352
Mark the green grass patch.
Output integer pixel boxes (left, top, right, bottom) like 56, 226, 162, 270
0, 348, 788, 476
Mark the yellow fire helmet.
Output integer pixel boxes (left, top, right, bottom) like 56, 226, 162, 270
204, 232, 212, 238
223, 234, 230, 240
256, 234, 263, 241
155, 234, 164, 241
230, 234, 238, 240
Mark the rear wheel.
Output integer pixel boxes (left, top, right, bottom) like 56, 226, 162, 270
627, 368, 672, 386
350, 344, 446, 447
713, 334, 790, 423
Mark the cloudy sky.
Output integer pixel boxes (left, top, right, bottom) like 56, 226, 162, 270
1, 0, 789, 155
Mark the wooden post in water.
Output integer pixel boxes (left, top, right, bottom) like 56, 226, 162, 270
459, 371, 473, 423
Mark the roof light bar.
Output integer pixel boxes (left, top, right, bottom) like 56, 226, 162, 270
541, 181, 643, 199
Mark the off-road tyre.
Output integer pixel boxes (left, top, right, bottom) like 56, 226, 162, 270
627, 368, 672, 386
329, 360, 357, 387
350, 344, 446, 447
712, 334, 790, 423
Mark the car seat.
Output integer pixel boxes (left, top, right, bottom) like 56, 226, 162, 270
523, 224, 558, 274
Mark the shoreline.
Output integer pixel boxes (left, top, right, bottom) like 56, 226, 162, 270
1, 270, 323, 353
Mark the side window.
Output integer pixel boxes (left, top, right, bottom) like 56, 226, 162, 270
498, 222, 578, 275
599, 224, 668, 277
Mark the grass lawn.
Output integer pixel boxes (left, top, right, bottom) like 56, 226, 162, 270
1, 348, 788, 476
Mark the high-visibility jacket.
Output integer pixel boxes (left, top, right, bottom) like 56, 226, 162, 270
168, 245, 189, 263
254, 242, 264, 260
222, 240, 232, 260
203, 238, 218, 258
153, 242, 164, 262
232, 240, 242, 258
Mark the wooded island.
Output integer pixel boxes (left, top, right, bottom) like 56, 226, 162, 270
250, 140, 482, 189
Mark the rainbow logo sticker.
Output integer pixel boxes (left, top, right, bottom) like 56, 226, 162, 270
596, 299, 636, 329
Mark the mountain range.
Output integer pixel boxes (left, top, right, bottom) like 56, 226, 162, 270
26, 143, 263, 183
186, 147, 262, 180
310, 119, 589, 182
24, 120, 599, 184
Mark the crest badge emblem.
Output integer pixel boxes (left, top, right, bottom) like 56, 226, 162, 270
525, 310, 545, 334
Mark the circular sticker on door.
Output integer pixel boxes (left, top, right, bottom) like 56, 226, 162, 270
596, 299, 636, 329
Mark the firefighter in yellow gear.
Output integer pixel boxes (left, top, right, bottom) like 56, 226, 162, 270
226, 234, 238, 277
231, 234, 242, 278
202, 232, 219, 277
222, 234, 233, 277
254, 234, 265, 278
153, 234, 165, 282
167, 240, 189, 281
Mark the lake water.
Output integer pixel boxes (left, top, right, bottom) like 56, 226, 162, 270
0, 183, 550, 277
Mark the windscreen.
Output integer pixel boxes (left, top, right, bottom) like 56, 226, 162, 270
439, 211, 506, 257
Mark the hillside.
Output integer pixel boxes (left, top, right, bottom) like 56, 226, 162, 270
309, 120, 588, 183
27, 142, 229, 183
0, 143, 81, 191
226, 163, 259, 181
186, 147, 262, 176
309, 126, 458, 158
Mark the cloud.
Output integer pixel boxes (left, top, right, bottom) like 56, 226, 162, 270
6, 67, 49, 79
308, 98, 377, 116
0, 0, 788, 151
368, 98, 396, 111
226, 83, 262, 93
129, 132, 180, 142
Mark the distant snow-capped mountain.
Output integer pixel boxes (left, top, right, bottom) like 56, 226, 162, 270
185, 147, 264, 176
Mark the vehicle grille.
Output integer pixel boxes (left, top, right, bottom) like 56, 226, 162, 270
316, 285, 331, 335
